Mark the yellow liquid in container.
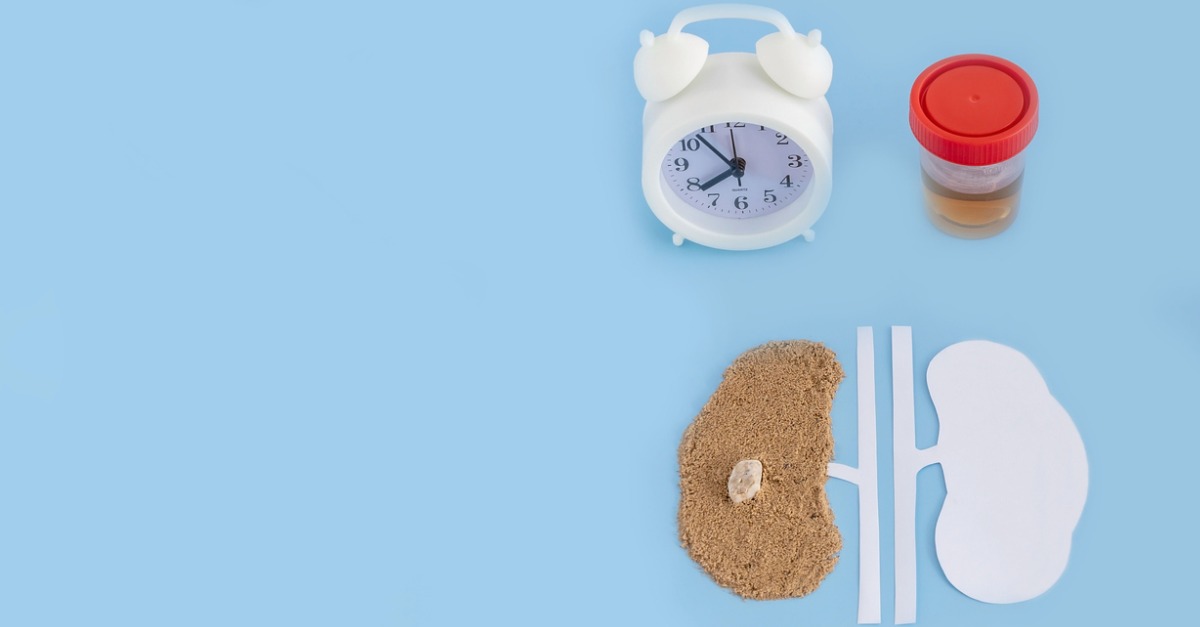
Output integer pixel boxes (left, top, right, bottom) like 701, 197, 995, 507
922, 171, 1021, 239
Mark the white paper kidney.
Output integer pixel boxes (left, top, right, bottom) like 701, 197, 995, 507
926, 340, 1089, 604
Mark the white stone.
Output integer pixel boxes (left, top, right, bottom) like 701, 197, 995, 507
727, 459, 763, 504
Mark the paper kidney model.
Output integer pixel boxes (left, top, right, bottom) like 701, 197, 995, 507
927, 341, 1089, 604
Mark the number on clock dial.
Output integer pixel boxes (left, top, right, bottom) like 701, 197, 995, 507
662, 122, 813, 219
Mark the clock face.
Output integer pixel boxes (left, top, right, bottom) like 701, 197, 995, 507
661, 122, 814, 219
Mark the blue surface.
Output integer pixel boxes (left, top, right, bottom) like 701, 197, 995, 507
2, 1, 1197, 625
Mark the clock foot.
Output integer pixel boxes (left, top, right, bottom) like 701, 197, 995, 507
802, 229, 816, 243
672, 233, 685, 246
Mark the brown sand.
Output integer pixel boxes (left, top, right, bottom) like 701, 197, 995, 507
678, 340, 844, 600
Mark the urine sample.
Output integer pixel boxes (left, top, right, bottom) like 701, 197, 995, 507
909, 55, 1038, 238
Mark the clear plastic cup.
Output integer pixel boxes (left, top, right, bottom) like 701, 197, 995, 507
910, 55, 1038, 239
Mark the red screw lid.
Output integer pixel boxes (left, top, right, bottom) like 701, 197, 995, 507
909, 54, 1038, 166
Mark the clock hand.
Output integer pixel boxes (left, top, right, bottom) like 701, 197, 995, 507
699, 167, 737, 191
729, 129, 743, 186
698, 157, 746, 192
695, 133, 735, 167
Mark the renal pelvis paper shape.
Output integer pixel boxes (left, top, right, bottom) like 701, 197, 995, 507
836, 327, 1088, 624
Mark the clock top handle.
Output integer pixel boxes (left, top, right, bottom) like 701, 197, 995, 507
666, 4, 798, 38
635, 3, 832, 102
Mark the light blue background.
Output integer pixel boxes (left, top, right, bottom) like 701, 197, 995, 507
2, 1, 1196, 625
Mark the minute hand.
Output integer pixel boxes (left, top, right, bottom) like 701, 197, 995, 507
695, 133, 735, 167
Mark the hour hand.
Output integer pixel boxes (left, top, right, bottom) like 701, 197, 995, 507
695, 133, 735, 167
698, 157, 747, 191
698, 167, 736, 191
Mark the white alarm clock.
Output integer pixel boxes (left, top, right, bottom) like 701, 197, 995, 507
634, 4, 834, 250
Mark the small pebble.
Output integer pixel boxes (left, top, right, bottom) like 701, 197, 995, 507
728, 459, 763, 504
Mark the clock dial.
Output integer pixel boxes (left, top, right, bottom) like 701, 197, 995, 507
662, 122, 814, 219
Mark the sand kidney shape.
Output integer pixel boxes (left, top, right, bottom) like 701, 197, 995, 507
677, 341, 844, 600
927, 340, 1089, 604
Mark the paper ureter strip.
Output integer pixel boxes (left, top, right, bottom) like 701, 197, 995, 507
826, 327, 883, 624
856, 327, 882, 624
892, 326, 919, 625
